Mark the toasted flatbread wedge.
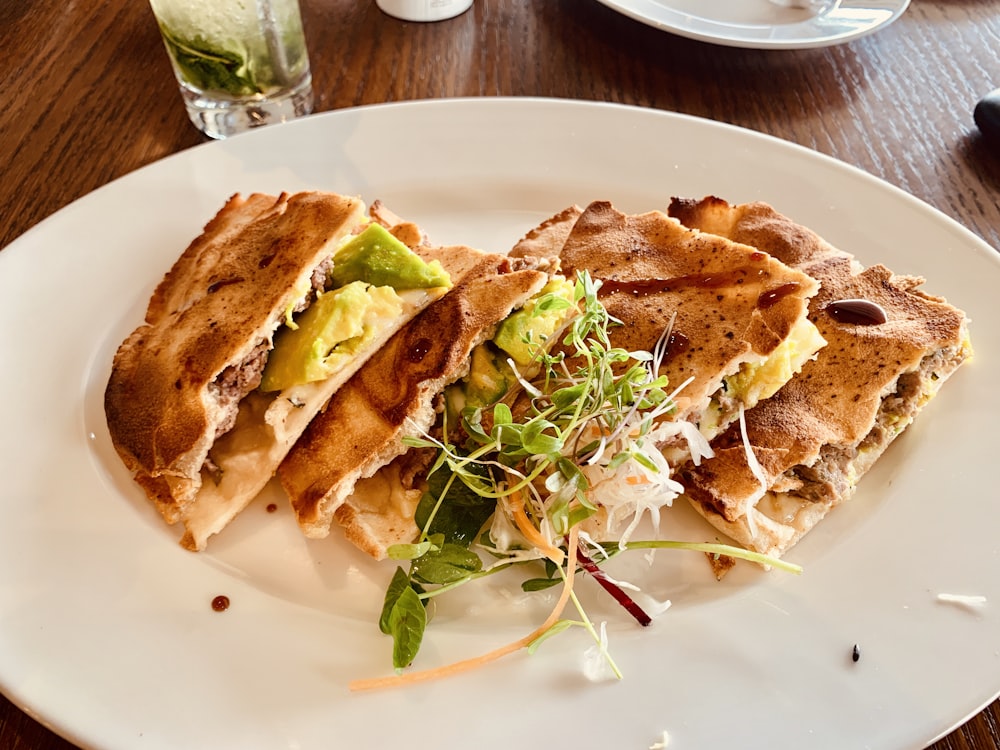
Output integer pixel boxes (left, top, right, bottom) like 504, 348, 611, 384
277, 255, 562, 556
105, 191, 478, 551
512, 200, 827, 457
668, 196, 973, 560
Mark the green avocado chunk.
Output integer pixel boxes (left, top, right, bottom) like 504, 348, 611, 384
465, 345, 512, 407
492, 278, 576, 367
330, 223, 450, 290
260, 281, 402, 392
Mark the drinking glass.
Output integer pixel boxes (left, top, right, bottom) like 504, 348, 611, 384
148, 0, 313, 139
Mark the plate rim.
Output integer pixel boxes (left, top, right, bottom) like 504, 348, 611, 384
593, 0, 911, 50
0, 96, 997, 750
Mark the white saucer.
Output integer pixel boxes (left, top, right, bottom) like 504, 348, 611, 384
595, 0, 910, 49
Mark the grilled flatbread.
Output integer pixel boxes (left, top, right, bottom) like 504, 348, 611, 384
105, 191, 477, 551
668, 196, 973, 560
278, 255, 560, 556
512, 200, 827, 458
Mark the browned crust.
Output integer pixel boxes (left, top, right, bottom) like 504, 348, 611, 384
509, 205, 583, 259
669, 196, 971, 551
549, 201, 820, 421
705, 551, 737, 580
277, 255, 551, 538
104, 191, 365, 520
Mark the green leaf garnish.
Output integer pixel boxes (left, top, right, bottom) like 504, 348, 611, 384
521, 577, 563, 592
372, 270, 803, 679
411, 543, 483, 585
379, 567, 416, 634
388, 585, 427, 670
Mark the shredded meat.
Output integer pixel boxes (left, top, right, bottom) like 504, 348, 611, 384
786, 345, 965, 503
712, 380, 740, 432
394, 448, 437, 491
789, 446, 854, 504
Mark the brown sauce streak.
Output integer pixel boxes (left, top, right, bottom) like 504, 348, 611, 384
662, 330, 690, 363
825, 298, 888, 326
757, 282, 800, 309
597, 268, 761, 298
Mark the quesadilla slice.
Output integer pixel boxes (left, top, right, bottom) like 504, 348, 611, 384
277, 254, 574, 557
511, 200, 827, 461
105, 191, 480, 551
667, 196, 973, 560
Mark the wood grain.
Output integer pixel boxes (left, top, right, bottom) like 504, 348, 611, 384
1, 0, 998, 748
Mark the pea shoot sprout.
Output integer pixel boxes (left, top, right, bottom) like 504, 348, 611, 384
361, 271, 801, 689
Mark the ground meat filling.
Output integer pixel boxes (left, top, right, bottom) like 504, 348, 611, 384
711, 381, 740, 434
204, 257, 336, 458
309, 257, 336, 297
788, 446, 854, 504
785, 345, 964, 504
208, 339, 270, 438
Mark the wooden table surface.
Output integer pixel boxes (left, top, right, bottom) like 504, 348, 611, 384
2, 1, 998, 747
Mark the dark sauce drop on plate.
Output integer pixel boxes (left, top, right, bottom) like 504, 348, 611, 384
211, 595, 230, 612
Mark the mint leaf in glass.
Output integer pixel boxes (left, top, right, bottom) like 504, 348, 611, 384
159, 24, 261, 96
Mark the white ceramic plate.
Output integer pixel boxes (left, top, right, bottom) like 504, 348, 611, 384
1, 98, 997, 750
595, 0, 909, 49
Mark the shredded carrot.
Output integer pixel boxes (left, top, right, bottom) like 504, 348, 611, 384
508, 489, 565, 565
625, 475, 651, 486
349, 529, 580, 693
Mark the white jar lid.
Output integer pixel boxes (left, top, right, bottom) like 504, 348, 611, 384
376, 0, 474, 22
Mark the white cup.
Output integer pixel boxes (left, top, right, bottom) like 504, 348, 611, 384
376, 0, 474, 22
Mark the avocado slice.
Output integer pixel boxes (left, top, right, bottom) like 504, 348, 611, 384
260, 281, 403, 392
492, 278, 576, 367
465, 345, 512, 407
330, 223, 450, 290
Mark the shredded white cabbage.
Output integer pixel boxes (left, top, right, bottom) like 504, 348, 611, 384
582, 621, 616, 682
628, 589, 672, 619
577, 530, 609, 560
936, 593, 988, 610
649, 730, 672, 750
649, 419, 714, 466
576, 401, 716, 551
738, 405, 767, 542
485, 506, 531, 555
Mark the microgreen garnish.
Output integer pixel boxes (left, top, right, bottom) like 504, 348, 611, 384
375, 271, 800, 680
